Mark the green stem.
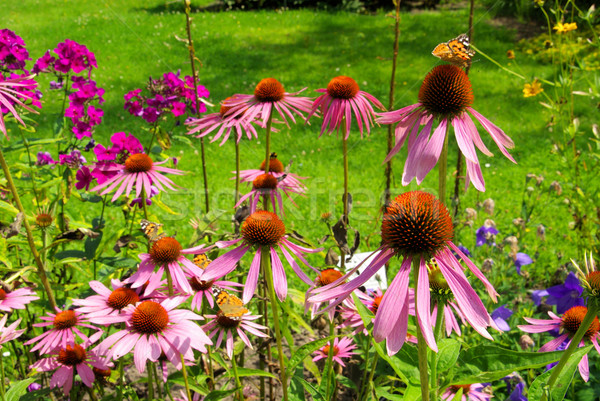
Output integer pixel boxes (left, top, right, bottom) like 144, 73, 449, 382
438, 128, 449, 205
230, 351, 244, 401
0, 148, 56, 309
358, 336, 371, 401
183, 0, 210, 213
262, 112, 274, 211
180, 354, 193, 401
146, 361, 155, 401
469, 45, 526, 80
341, 129, 349, 270
118, 357, 124, 401
166, 268, 174, 296
412, 258, 430, 401
86, 387, 98, 401
0, 353, 6, 401
201, 302, 215, 390
261, 247, 288, 401
365, 353, 379, 401
18, 128, 40, 209
92, 195, 108, 280
430, 303, 445, 400
234, 140, 240, 205
152, 363, 164, 400
325, 318, 336, 399
542, 304, 600, 401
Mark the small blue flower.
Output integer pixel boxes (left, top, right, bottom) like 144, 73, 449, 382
544, 272, 584, 314
514, 253, 533, 275
492, 305, 513, 331
476, 226, 498, 247
510, 382, 527, 401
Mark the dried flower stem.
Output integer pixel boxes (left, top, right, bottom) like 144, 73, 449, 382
0, 148, 56, 309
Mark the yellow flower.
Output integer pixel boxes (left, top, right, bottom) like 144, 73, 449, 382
506, 50, 515, 59
553, 22, 578, 34
523, 79, 544, 98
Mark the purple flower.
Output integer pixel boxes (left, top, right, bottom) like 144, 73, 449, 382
476, 225, 498, 246
130, 186, 159, 208
36, 151, 56, 166
510, 382, 527, 401
32, 50, 56, 74
531, 289, 549, 306
0, 30, 30, 71
27, 382, 42, 392
59, 150, 86, 169
491, 305, 513, 331
49, 80, 64, 90
514, 253, 533, 275
534, 272, 584, 314
75, 166, 94, 190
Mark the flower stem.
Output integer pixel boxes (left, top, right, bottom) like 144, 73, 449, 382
325, 318, 336, 399
86, 387, 98, 401
183, 0, 210, 213
93, 195, 108, 280
152, 363, 164, 400
412, 258, 430, 401
146, 361, 155, 401
0, 148, 56, 309
358, 335, 371, 401
261, 247, 288, 401
262, 112, 274, 212
180, 354, 193, 401
230, 351, 245, 401
166, 268, 174, 296
118, 357, 125, 401
364, 353, 379, 401
0, 352, 6, 401
542, 304, 600, 401
429, 304, 445, 400
201, 303, 215, 390
384, 0, 402, 207
438, 126, 449, 205
341, 126, 349, 269
234, 140, 240, 205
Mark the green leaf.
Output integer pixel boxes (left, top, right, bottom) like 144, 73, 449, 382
227, 367, 277, 379
375, 386, 406, 401
286, 337, 332, 378
372, 340, 420, 384
18, 388, 54, 401
402, 381, 423, 401
54, 250, 86, 260
5, 378, 35, 401
336, 374, 358, 391
85, 232, 103, 259
291, 375, 326, 401
436, 338, 461, 374
0, 199, 19, 215
153, 198, 181, 215
289, 368, 307, 401
167, 370, 208, 395
204, 388, 238, 401
97, 257, 138, 269
453, 344, 566, 384
528, 345, 592, 401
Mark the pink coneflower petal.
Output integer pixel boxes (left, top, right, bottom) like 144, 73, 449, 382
271, 247, 287, 301
242, 249, 262, 304
201, 244, 251, 282
540, 334, 569, 352
373, 257, 411, 342
415, 118, 447, 183
386, 301, 410, 355
417, 258, 437, 351
452, 115, 478, 163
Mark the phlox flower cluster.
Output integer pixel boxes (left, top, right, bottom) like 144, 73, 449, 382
124, 70, 209, 123
0, 29, 31, 71
64, 76, 105, 139
32, 39, 97, 76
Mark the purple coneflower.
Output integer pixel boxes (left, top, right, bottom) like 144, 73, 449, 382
306, 268, 346, 321
235, 172, 303, 216
377, 65, 515, 191
30, 343, 112, 395
0, 314, 25, 346
203, 311, 268, 359
223, 78, 313, 127
518, 305, 600, 382
0, 287, 39, 312
312, 337, 357, 367
237, 153, 307, 197
200, 210, 321, 304
95, 296, 211, 372
25, 308, 103, 355
91, 152, 183, 202
338, 288, 383, 334
186, 254, 242, 310
441, 383, 492, 401
308, 76, 384, 139
309, 191, 498, 355
128, 239, 211, 295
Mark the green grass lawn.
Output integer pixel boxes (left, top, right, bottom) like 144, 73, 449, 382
3, 1, 597, 286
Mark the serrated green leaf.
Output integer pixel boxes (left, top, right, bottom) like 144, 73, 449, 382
528, 345, 592, 401
286, 337, 332, 378
5, 378, 35, 401
453, 344, 565, 384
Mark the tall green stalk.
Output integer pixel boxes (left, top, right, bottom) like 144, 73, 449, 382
325, 318, 337, 399
0, 353, 6, 401
230, 352, 245, 401
412, 258, 430, 401
0, 148, 56, 309
146, 361, 155, 401
541, 304, 600, 401
341, 120, 349, 269
261, 247, 288, 401
429, 304, 445, 399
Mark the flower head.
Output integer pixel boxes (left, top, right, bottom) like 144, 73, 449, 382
224, 78, 313, 128
0, 74, 40, 139
553, 22, 577, 34
201, 210, 321, 304
0, 314, 25, 347
572, 253, 600, 305
523, 79, 544, 98
96, 296, 212, 372
475, 224, 498, 247
308, 75, 384, 139
377, 65, 515, 191
312, 337, 357, 367
30, 343, 112, 395
518, 306, 600, 381
237, 153, 307, 196
235, 172, 304, 216
441, 383, 492, 401
309, 191, 498, 355
0, 286, 39, 312
203, 310, 268, 359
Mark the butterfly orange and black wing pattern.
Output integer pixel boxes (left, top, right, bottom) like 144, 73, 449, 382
431, 34, 475, 69
215, 289, 249, 320
193, 254, 211, 270
140, 219, 166, 243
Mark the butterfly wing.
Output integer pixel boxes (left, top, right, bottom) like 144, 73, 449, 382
216, 290, 249, 319
432, 34, 475, 69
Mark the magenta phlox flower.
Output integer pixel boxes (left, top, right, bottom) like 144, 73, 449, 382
309, 192, 498, 355
30, 342, 112, 395
59, 149, 86, 169
91, 152, 183, 202
223, 78, 313, 128
441, 383, 492, 401
32, 50, 56, 74
75, 166, 94, 190
36, 151, 57, 166
25, 308, 103, 355
203, 311, 268, 359
518, 306, 600, 382
307, 75, 385, 139
200, 210, 322, 304
53, 39, 97, 75
0, 287, 39, 312
130, 185, 159, 208
0, 29, 30, 71
377, 65, 515, 191
0, 74, 40, 138
95, 296, 212, 373
312, 337, 357, 367
128, 240, 212, 295
0, 314, 25, 346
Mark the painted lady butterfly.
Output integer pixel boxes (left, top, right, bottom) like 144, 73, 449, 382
215, 288, 249, 319
140, 219, 166, 243
193, 254, 211, 270
431, 34, 475, 69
